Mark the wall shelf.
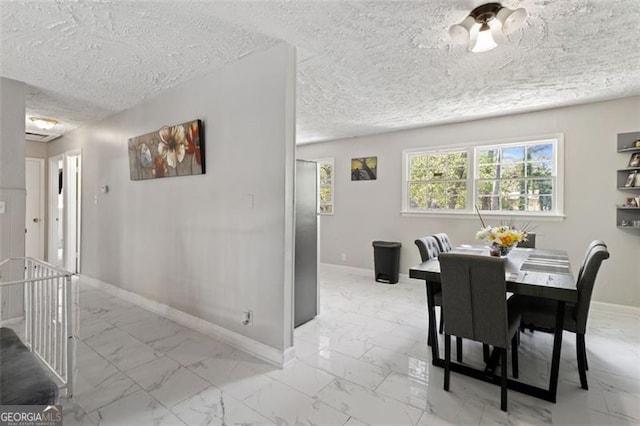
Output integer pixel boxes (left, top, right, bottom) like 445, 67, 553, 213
617, 132, 640, 229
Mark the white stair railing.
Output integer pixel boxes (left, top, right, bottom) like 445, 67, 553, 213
0, 257, 74, 397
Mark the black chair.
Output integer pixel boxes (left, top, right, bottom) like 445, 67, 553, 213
414, 237, 463, 361
510, 243, 610, 390
518, 233, 536, 248
433, 233, 453, 252
439, 253, 521, 412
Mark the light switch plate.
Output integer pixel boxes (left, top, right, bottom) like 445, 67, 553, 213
0, 201, 5, 214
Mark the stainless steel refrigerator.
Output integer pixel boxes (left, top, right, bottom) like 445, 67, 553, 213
294, 160, 318, 327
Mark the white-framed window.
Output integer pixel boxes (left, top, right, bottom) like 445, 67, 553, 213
316, 157, 335, 214
406, 149, 468, 210
402, 135, 564, 217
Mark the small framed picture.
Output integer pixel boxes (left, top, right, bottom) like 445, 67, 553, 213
629, 153, 640, 167
635, 139, 640, 148
625, 171, 637, 187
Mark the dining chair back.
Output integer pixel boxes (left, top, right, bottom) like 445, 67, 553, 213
439, 254, 511, 346
414, 236, 457, 352
576, 240, 607, 284
439, 253, 521, 411
518, 233, 536, 248
574, 244, 610, 335
414, 236, 441, 261
433, 233, 453, 252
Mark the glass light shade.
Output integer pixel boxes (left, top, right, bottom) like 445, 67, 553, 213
497, 7, 527, 34
449, 16, 476, 44
30, 117, 58, 130
470, 23, 497, 53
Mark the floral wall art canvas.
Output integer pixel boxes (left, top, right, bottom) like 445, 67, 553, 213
128, 119, 205, 180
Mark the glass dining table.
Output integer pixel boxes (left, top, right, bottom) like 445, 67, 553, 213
409, 245, 577, 403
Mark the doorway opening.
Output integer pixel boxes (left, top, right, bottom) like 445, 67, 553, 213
48, 151, 82, 272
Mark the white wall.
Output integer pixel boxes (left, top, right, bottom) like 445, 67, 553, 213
298, 96, 640, 308
51, 44, 296, 351
25, 140, 48, 159
0, 77, 26, 319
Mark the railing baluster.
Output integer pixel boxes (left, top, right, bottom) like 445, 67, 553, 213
0, 258, 73, 397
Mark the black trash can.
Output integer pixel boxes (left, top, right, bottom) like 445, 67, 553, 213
372, 241, 402, 284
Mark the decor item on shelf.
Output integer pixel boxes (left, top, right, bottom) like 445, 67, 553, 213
624, 171, 637, 187
624, 197, 639, 208
29, 117, 58, 130
629, 153, 640, 168
476, 225, 528, 257
449, 2, 527, 53
635, 139, 640, 148
128, 119, 204, 181
351, 156, 377, 181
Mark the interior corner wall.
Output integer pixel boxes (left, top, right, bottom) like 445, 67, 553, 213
54, 43, 296, 350
298, 96, 640, 308
25, 140, 49, 159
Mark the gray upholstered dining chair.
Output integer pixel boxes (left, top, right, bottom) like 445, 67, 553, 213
518, 233, 536, 248
433, 233, 453, 252
439, 253, 520, 411
414, 237, 463, 361
439, 253, 521, 412
510, 243, 610, 390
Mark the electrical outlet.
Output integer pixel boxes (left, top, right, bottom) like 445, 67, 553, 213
242, 310, 253, 326
340, 253, 347, 262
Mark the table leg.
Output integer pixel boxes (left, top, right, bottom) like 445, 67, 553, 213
425, 280, 440, 363
548, 301, 566, 403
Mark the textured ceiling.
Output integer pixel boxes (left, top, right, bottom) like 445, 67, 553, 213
1, 1, 639, 143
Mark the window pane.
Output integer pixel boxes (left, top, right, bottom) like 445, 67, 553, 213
499, 179, 525, 198
500, 196, 525, 211
527, 160, 552, 177
477, 180, 499, 196
503, 146, 525, 163
409, 183, 427, 208
410, 155, 428, 171
527, 179, 553, 195
477, 195, 500, 210
316, 159, 334, 214
426, 182, 447, 209
502, 163, 525, 178
479, 164, 498, 179
447, 182, 467, 209
525, 194, 552, 212
427, 155, 447, 180
410, 166, 427, 181
477, 148, 499, 165
528, 143, 553, 161
446, 152, 467, 179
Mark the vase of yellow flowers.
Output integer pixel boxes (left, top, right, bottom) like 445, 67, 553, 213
476, 225, 527, 257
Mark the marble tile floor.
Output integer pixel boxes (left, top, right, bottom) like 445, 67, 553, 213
19, 266, 640, 425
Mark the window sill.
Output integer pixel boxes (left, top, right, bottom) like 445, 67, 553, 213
400, 210, 566, 222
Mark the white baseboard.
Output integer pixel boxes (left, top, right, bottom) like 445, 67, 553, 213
591, 301, 640, 317
0, 315, 25, 327
80, 275, 293, 368
320, 263, 413, 284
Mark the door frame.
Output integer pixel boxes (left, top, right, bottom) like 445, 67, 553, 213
25, 157, 46, 259
65, 150, 82, 273
46, 154, 66, 266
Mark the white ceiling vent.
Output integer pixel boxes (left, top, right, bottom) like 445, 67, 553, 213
25, 130, 60, 143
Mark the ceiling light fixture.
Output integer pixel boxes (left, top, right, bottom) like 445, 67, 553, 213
449, 2, 527, 53
30, 117, 58, 130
